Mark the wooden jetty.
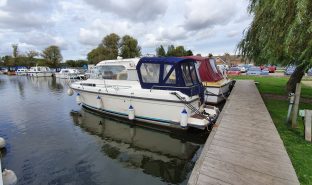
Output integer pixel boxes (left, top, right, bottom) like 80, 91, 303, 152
188, 80, 299, 185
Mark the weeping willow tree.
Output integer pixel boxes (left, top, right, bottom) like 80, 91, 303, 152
238, 0, 312, 93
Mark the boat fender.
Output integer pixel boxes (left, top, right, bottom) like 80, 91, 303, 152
67, 88, 74, 96
2, 169, 17, 185
76, 93, 81, 105
128, 105, 135, 120
0, 137, 5, 148
96, 96, 102, 109
180, 109, 188, 128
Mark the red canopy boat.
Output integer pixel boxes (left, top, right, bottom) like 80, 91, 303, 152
182, 56, 233, 104
183, 56, 223, 82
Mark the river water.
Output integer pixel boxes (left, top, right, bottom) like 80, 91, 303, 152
0, 75, 208, 185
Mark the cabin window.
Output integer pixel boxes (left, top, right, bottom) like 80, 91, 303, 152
95, 65, 127, 80
140, 63, 160, 83
181, 63, 193, 86
163, 64, 176, 84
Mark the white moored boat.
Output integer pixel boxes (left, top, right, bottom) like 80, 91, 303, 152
69, 57, 218, 130
184, 56, 234, 104
27, 66, 53, 77
55, 68, 82, 79
16, 68, 28, 76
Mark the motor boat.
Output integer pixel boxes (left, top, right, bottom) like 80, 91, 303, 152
16, 68, 28, 76
27, 66, 53, 77
55, 68, 82, 79
69, 57, 219, 130
183, 56, 234, 104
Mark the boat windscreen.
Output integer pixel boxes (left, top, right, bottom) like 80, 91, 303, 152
163, 64, 176, 84
140, 63, 160, 83
181, 63, 199, 86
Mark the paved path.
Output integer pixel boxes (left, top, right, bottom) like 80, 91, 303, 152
188, 80, 299, 185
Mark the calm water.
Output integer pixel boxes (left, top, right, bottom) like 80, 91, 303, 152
0, 75, 208, 185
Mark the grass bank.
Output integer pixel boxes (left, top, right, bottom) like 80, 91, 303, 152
231, 75, 312, 185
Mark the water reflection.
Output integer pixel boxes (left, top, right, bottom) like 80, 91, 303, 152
27, 76, 65, 93
71, 109, 206, 184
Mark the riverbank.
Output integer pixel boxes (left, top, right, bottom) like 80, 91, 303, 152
232, 76, 312, 185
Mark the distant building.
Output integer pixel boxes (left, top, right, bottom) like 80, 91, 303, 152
215, 55, 253, 66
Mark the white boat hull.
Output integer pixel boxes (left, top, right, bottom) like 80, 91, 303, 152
55, 73, 80, 79
74, 89, 202, 129
70, 78, 215, 130
27, 72, 53, 77
203, 79, 233, 104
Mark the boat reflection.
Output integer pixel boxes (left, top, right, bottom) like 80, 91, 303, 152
71, 109, 207, 184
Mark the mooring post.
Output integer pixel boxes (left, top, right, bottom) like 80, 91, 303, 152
305, 110, 312, 142
291, 83, 301, 128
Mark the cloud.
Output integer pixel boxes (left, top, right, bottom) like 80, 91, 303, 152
78, 18, 137, 46
0, 0, 251, 60
79, 28, 101, 46
0, 0, 7, 7
0, 0, 55, 30
0, 11, 53, 30
83, 0, 168, 22
19, 31, 68, 50
227, 30, 241, 38
183, 0, 244, 31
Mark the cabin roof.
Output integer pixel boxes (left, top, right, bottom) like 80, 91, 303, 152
138, 57, 194, 65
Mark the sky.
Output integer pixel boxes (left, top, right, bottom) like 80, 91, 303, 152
0, 0, 252, 61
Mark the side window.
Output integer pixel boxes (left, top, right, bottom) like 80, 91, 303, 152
181, 63, 193, 86
189, 64, 198, 85
97, 65, 127, 80
140, 63, 160, 83
163, 64, 176, 84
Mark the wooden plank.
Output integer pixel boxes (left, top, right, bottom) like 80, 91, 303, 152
212, 137, 288, 157
200, 157, 297, 185
196, 174, 231, 185
210, 139, 291, 164
214, 130, 285, 149
217, 123, 282, 143
305, 110, 312, 142
207, 144, 297, 181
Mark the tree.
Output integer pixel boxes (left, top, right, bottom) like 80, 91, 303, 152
166, 45, 175, 56
174, 46, 187, 57
156, 45, 166, 56
65, 59, 88, 67
87, 33, 142, 63
186, 50, 193, 56
237, 0, 312, 93
12, 44, 18, 58
100, 33, 120, 59
41, 45, 62, 68
165, 45, 192, 57
120, 35, 141, 58
87, 47, 111, 64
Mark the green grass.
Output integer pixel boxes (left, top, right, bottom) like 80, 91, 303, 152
232, 75, 312, 99
232, 76, 312, 184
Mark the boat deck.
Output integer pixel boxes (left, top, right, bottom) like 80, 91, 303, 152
188, 80, 299, 185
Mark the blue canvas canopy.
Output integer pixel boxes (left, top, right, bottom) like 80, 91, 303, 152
137, 57, 205, 99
